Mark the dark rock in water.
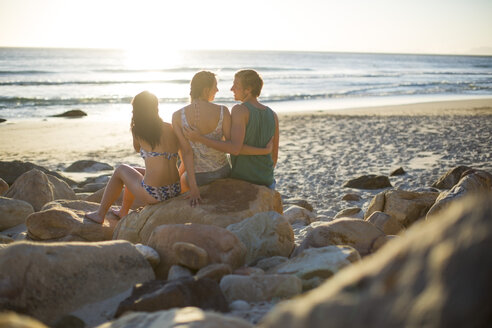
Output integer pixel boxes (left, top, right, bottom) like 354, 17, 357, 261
65, 160, 113, 172
389, 167, 406, 176
51, 110, 87, 118
431, 165, 472, 189
0, 160, 76, 186
259, 194, 492, 328
115, 277, 229, 317
343, 175, 392, 190
0, 118, 6, 123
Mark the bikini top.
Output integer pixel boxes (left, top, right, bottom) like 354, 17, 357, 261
140, 148, 178, 160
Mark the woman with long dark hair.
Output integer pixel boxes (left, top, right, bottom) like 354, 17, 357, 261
86, 91, 180, 223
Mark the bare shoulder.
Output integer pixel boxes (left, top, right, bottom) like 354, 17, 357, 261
231, 103, 249, 116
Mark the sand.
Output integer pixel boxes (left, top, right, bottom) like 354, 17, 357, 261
1, 98, 491, 218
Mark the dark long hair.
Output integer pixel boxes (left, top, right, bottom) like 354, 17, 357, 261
131, 91, 163, 149
190, 71, 216, 100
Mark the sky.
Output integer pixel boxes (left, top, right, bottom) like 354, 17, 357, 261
0, 0, 491, 55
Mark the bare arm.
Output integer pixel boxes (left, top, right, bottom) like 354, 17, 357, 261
272, 111, 280, 167
185, 104, 271, 155
172, 111, 201, 206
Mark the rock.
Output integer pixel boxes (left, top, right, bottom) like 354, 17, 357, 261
134, 243, 160, 268
5, 169, 77, 211
371, 235, 397, 251
233, 267, 265, 276
0, 233, 14, 244
115, 277, 228, 317
74, 182, 107, 193
226, 211, 294, 265
196, 263, 232, 282
282, 198, 314, 212
0, 312, 49, 328
389, 167, 406, 176
0, 196, 34, 231
51, 315, 85, 328
101, 307, 253, 328
0, 240, 154, 326
51, 109, 87, 117
431, 165, 472, 189
0, 178, 8, 196
269, 246, 361, 291
168, 265, 194, 280
259, 194, 492, 328
342, 193, 361, 201
173, 241, 209, 270
333, 207, 364, 220
230, 300, 251, 311
292, 218, 385, 257
220, 274, 302, 303
113, 179, 283, 243
65, 160, 113, 172
427, 169, 492, 218
255, 256, 289, 272
0, 160, 76, 186
0, 118, 6, 123
282, 205, 316, 225
26, 200, 116, 241
365, 211, 404, 235
343, 175, 392, 190
146, 223, 246, 279
365, 189, 439, 228
1, 223, 27, 241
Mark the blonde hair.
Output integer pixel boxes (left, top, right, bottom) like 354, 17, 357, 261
190, 71, 216, 100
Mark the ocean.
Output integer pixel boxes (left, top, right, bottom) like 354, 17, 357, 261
1, 47, 491, 122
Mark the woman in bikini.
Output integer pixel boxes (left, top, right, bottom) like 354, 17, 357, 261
85, 90, 180, 223
172, 71, 271, 207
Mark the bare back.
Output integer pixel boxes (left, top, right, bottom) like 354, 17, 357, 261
138, 122, 180, 186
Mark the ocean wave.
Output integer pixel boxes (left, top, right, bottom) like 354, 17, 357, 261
93, 66, 312, 73
0, 70, 52, 75
0, 79, 190, 86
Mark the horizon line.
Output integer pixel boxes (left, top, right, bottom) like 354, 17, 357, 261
1, 45, 491, 57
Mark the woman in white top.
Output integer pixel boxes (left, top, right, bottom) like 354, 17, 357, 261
172, 71, 271, 206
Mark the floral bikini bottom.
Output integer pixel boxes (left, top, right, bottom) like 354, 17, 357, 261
141, 180, 181, 202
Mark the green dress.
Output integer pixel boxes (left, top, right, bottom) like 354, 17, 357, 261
230, 102, 275, 186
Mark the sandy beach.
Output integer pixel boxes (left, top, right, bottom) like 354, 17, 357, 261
1, 98, 491, 217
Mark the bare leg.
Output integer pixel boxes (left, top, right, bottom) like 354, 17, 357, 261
111, 167, 145, 218
86, 165, 150, 224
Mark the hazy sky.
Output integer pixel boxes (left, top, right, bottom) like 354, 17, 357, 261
0, 0, 491, 54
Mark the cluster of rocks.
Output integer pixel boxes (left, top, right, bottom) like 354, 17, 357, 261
0, 161, 491, 327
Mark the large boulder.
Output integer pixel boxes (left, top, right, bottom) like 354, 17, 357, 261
146, 223, 247, 279
0, 240, 154, 326
431, 165, 472, 189
113, 179, 283, 243
292, 218, 385, 257
115, 277, 228, 317
0, 160, 76, 186
365, 189, 439, 228
220, 274, 303, 303
427, 169, 492, 218
365, 211, 404, 235
227, 211, 294, 265
98, 307, 253, 328
26, 200, 117, 241
5, 169, 77, 211
269, 246, 361, 290
0, 196, 34, 231
258, 194, 492, 328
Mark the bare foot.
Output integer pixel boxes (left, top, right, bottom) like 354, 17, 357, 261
85, 211, 104, 224
110, 207, 127, 219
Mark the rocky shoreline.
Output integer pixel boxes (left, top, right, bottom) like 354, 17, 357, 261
1, 100, 492, 327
